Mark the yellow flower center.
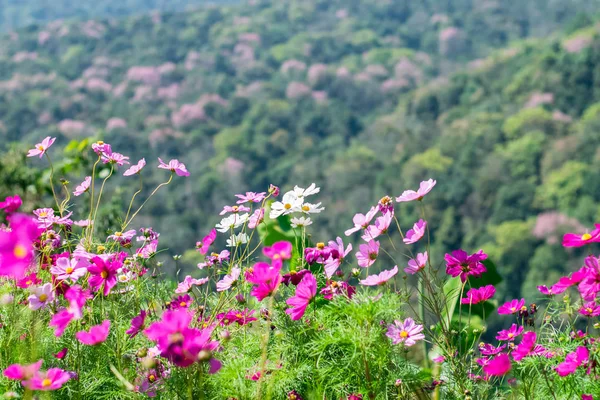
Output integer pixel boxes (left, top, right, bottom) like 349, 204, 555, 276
115, 232, 122, 237
399, 330, 409, 338
586, 307, 594, 314
39, 294, 48, 302
26, 280, 32, 285
302, 205, 310, 212
96, 141, 104, 145
39, 211, 47, 217
316, 242, 325, 249
168, 332, 184, 344
13, 244, 28, 259
148, 374, 156, 383
66, 267, 74, 274
508, 333, 514, 338
380, 196, 392, 205
582, 233, 592, 241
180, 301, 187, 307
520, 306, 527, 312
235, 313, 243, 318
37, 145, 45, 151
232, 206, 239, 212
284, 203, 292, 210
101, 271, 108, 279
42, 378, 52, 387
510, 307, 517, 312
97, 245, 106, 253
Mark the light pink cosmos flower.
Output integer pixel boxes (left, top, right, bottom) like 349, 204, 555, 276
28, 283, 55, 310
50, 256, 89, 283
196, 229, 217, 255
362, 212, 393, 241
496, 324, 524, 341
91, 141, 111, 156
498, 298, 526, 315
356, 240, 380, 268
324, 237, 352, 278
101, 149, 130, 166
395, 179, 436, 202
107, 229, 136, 243
220, 204, 251, 215
285, 272, 317, 320
158, 158, 190, 177
235, 192, 266, 204
461, 285, 495, 305
27, 136, 56, 158
76, 320, 110, 345
73, 176, 91, 196
556, 346, 589, 376
386, 318, 425, 346
403, 219, 426, 244
562, 225, 600, 247
217, 267, 241, 292
123, 158, 146, 176
23, 368, 72, 391
483, 353, 511, 376
248, 208, 265, 229
175, 275, 209, 293
345, 207, 378, 236
360, 265, 398, 286
405, 252, 428, 274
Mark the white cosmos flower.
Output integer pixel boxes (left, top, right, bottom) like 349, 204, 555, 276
227, 232, 249, 247
291, 216, 312, 228
270, 192, 303, 219
299, 202, 324, 214
216, 213, 249, 232
293, 183, 320, 198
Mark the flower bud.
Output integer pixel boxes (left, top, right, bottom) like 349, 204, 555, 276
197, 350, 212, 362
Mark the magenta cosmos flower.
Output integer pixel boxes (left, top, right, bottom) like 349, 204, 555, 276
461, 285, 495, 305
556, 346, 589, 377
126, 310, 147, 338
0, 195, 22, 213
579, 301, 600, 317
235, 191, 266, 204
386, 318, 425, 347
176, 275, 209, 293
216, 267, 241, 292
3, 360, 43, 381
495, 324, 524, 341
356, 240, 380, 268
403, 219, 426, 244
196, 228, 217, 255
76, 320, 110, 345
158, 157, 190, 177
562, 224, 600, 247
497, 298, 526, 315
0, 214, 41, 279
123, 158, 146, 176
360, 266, 398, 286
483, 353, 511, 376
73, 176, 91, 196
396, 179, 436, 202
246, 262, 283, 301
23, 368, 72, 391
263, 241, 293, 263
444, 249, 488, 282
345, 207, 378, 236
286, 272, 317, 320
87, 255, 123, 296
405, 252, 428, 275
27, 136, 56, 158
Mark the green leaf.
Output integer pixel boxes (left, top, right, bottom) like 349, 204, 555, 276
440, 276, 462, 331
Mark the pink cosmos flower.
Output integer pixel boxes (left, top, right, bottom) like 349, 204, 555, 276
158, 158, 190, 177
386, 318, 425, 346
359, 265, 398, 286
320, 281, 356, 300
246, 261, 282, 301
324, 237, 352, 278
92, 141, 111, 156
137, 240, 158, 259
248, 208, 265, 229
28, 283, 55, 310
582, 395, 593, 400
87, 255, 123, 296
362, 212, 393, 241
286, 272, 317, 320
579, 301, 600, 317
461, 285, 495, 305
123, 158, 146, 176
396, 179, 436, 202
562, 225, 600, 247
54, 348, 68, 359
216, 267, 241, 292
263, 241, 292, 264
496, 324, 524, 341
403, 219, 426, 244
282, 269, 310, 286
405, 252, 428, 275
483, 353, 511, 376
220, 204, 251, 215
579, 256, 600, 301
219, 309, 257, 326
445, 249, 488, 282
73, 176, 91, 196
65, 285, 89, 319
0, 195, 22, 213
512, 331, 538, 361
3, 360, 43, 381
345, 207, 378, 236
556, 346, 589, 376
196, 229, 217, 255
479, 343, 506, 356
356, 240, 380, 268
27, 136, 56, 158
0, 214, 41, 279
235, 192, 266, 204
17, 272, 41, 288
101, 149, 130, 166
126, 310, 147, 338
498, 298, 526, 315
175, 275, 209, 293
75, 320, 110, 345
107, 229, 137, 245
49, 309, 74, 337
50, 256, 88, 283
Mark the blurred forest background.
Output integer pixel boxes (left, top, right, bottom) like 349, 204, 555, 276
1, 0, 600, 304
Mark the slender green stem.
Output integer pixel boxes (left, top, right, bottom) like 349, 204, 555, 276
123, 174, 173, 229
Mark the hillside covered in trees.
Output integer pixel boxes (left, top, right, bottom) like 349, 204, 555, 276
1, 0, 600, 303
